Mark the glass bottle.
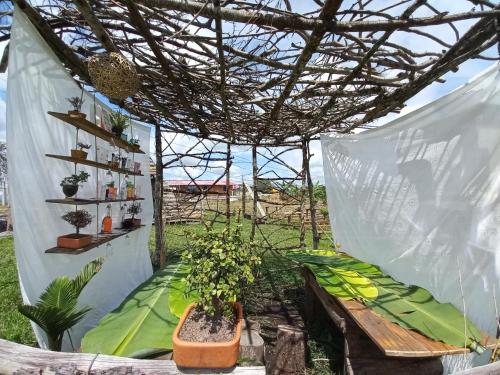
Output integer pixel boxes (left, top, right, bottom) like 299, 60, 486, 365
105, 170, 115, 200
102, 204, 112, 233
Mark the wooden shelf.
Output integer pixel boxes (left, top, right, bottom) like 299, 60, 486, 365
48, 112, 145, 154
46, 154, 143, 176
45, 225, 145, 255
46, 197, 145, 205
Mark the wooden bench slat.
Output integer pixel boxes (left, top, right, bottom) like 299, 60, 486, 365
304, 268, 497, 358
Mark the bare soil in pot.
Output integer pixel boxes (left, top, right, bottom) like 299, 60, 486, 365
179, 307, 237, 343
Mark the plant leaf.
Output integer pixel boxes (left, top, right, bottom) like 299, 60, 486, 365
81, 262, 190, 357
167, 264, 197, 318
364, 274, 482, 351
72, 257, 104, 295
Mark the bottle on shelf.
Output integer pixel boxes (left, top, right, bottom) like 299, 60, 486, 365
105, 170, 117, 200
102, 204, 112, 233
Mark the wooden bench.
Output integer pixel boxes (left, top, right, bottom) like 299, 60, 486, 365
303, 268, 497, 375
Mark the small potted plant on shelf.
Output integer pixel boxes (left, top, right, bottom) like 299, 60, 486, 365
67, 96, 86, 119
121, 202, 142, 229
109, 112, 129, 140
173, 225, 261, 369
60, 171, 90, 198
57, 209, 93, 249
71, 142, 91, 160
128, 137, 140, 148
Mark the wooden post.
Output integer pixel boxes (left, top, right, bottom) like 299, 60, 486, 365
304, 140, 320, 249
153, 123, 165, 267
251, 146, 258, 241
299, 142, 307, 249
268, 325, 306, 374
241, 179, 246, 217
226, 142, 231, 226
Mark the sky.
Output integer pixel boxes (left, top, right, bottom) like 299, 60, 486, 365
0, 1, 497, 185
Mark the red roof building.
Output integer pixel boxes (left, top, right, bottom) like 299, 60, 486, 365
164, 180, 240, 195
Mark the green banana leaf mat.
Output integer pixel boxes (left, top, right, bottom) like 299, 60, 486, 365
286, 250, 483, 353
81, 261, 195, 358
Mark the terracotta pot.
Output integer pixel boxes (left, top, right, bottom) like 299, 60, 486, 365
173, 302, 243, 369
70, 149, 88, 160
57, 233, 92, 249
62, 184, 78, 198
122, 218, 141, 229
68, 110, 86, 119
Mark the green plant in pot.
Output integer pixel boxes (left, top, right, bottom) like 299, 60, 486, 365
18, 257, 104, 351
109, 112, 129, 139
71, 142, 91, 160
121, 202, 142, 229
172, 225, 261, 368
67, 96, 86, 119
57, 209, 93, 249
60, 171, 90, 198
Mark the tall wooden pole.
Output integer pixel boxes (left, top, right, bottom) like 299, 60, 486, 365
251, 146, 258, 241
225, 143, 231, 226
154, 123, 166, 266
304, 140, 320, 249
299, 141, 307, 249
241, 178, 246, 217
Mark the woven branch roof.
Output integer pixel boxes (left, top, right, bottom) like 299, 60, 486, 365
2, 0, 500, 145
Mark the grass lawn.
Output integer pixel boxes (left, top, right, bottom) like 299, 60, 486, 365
0, 236, 36, 346
0, 216, 341, 373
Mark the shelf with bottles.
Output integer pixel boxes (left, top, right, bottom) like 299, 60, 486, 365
48, 111, 144, 154
46, 154, 143, 176
54, 170, 142, 204
45, 225, 145, 255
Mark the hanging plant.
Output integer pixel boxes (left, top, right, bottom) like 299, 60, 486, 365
87, 53, 140, 101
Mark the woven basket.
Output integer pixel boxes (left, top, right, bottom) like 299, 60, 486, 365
87, 53, 140, 100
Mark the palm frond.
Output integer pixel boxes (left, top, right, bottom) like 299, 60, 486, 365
72, 257, 104, 295
38, 277, 77, 311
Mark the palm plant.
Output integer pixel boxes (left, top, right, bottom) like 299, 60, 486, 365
18, 258, 104, 351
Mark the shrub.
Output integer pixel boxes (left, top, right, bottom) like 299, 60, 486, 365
182, 225, 261, 317
60, 171, 90, 186
62, 210, 93, 234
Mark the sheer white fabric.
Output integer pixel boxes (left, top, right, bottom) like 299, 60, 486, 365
321, 65, 500, 372
7, 10, 153, 350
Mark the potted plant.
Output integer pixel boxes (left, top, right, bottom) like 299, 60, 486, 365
18, 258, 104, 351
173, 225, 261, 368
109, 112, 129, 139
128, 137, 140, 148
60, 171, 90, 198
67, 96, 86, 119
57, 209, 93, 249
121, 202, 142, 228
71, 142, 91, 160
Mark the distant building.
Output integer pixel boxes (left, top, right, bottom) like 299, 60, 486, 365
164, 180, 240, 195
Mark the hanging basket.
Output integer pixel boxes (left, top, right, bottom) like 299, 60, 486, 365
87, 53, 140, 101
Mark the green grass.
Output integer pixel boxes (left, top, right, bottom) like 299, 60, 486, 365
0, 236, 36, 346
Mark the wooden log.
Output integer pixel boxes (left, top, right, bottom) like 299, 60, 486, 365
454, 361, 500, 375
268, 325, 306, 374
0, 339, 265, 374
154, 121, 166, 267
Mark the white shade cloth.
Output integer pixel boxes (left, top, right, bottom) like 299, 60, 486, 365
7, 9, 153, 350
321, 65, 500, 373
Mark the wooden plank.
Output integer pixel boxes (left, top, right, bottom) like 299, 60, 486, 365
454, 361, 500, 375
48, 112, 145, 154
0, 339, 266, 374
45, 225, 145, 255
46, 197, 145, 205
46, 154, 144, 176
304, 268, 497, 358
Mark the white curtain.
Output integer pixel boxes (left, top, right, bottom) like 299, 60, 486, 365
7, 9, 153, 350
321, 65, 500, 372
